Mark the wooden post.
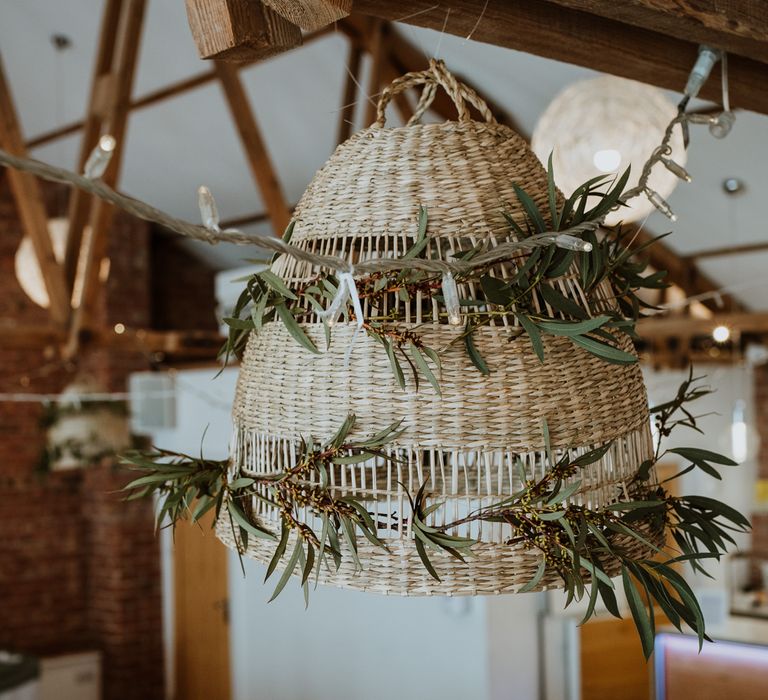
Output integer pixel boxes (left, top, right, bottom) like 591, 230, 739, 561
0, 54, 70, 325
214, 61, 291, 235
185, 0, 302, 61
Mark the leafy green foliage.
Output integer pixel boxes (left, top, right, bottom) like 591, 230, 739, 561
123, 374, 749, 658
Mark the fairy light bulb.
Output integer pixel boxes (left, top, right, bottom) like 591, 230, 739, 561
646, 188, 677, 221
660, 157, 692, 183
554, 234, 593, 252
197, 186, 221, 231
83, 134, 116, 179
709, 111, 736, 139
441, 272, 462, 326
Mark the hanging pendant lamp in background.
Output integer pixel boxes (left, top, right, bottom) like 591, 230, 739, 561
532, 76, 686, 225
14, 216, 90, 308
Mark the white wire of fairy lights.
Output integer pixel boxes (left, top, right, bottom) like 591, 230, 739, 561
0, 47, 732, 332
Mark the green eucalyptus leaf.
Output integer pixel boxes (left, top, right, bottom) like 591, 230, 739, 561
257, 269, 297, 300
274, 301, 320, 354
464, 325, 490, 375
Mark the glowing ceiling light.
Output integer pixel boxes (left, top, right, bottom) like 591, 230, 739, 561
712, 325, 731, 343
731, 400, 748, 464
532, 76, 686, 225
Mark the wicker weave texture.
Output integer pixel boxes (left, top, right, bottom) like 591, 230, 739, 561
233, 323, 649, 451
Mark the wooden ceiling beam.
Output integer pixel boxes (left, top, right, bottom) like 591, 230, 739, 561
353, 0, 768, 116
629, 229, 746, 313
637, 311, 768, 339
0, 54, 70, 325
185, 0, 302, 61
214, 61, 292, 235
544, 1, 768, 64
688, 240, 768, 260
261, 0, 351, 30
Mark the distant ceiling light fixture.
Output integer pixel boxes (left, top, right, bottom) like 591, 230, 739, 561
592, 148, 622, 173
731, 400, 748, 464
532, 76, 687, 226
723, 177, 746, 195
712, 325, 731, 343
51, 34, 72, 51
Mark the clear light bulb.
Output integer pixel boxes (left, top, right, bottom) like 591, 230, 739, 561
646, 188, 677, 221
554, 234, 593, 252
660, 157, 692, 183
197, 186, 220, 231
441, 272, 462, 326
83, 134, 116, 179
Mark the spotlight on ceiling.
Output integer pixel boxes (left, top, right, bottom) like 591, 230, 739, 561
712, 325, 731, 343
723, 177, 746, 196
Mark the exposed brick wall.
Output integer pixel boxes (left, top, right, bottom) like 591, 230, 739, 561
753, 364, 768, 558
151, 234, 217, 331
0, 178, 217, 699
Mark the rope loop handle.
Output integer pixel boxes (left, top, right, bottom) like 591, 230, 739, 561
374, 59, 497, 127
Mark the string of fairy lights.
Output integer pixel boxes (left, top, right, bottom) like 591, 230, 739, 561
0, 44, 752, 405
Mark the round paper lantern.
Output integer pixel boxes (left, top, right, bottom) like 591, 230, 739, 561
14, 217, 89, 308
14, 217, 68, 308
217, 61, 660, 595
532, 75, 686, 225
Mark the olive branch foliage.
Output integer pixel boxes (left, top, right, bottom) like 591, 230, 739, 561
219, 160, 667, 383
123, 370, 748, 658
122, 167, 748, 658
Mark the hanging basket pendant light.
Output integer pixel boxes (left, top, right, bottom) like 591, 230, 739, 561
218, 60, 659, 595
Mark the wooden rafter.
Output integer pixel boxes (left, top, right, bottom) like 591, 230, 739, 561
544, 1, 768, 64
214, 61, 291, 235
0, 54, 70, 325
64, 0, 124, 294
25, 25, 334, 151
688, 240, 768, 260
628, 229, 747, 313
67, 0, 147, 352
353, 0, 768, 116
638, 312, 768, 339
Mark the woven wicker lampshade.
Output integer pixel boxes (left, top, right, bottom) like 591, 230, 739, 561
218, 61, 659, 595
531, 75, 686, 225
